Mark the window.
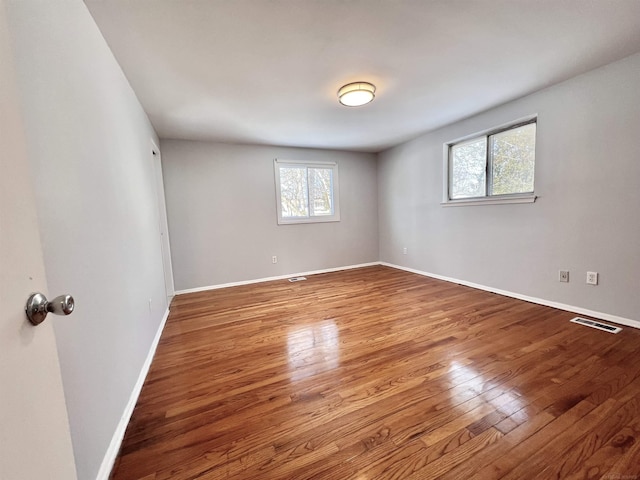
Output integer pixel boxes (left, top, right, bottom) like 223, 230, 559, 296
445, 118, 537, 205
274, 159, 340, 224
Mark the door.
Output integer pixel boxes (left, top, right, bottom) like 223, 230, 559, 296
152, 143, 175, 301
0, 3, 77, 478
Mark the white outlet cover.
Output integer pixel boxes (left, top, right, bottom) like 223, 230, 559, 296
586, 271, 598, 285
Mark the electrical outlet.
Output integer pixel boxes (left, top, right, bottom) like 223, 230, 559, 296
559, 270, 569, 283
403, 247, 407, 255
586, 271, 598, 285
272, 256, 277, 264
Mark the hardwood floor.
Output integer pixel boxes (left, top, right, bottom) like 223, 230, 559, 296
110, 266, 640, 479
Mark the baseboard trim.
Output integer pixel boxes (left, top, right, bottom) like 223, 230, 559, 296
174, 262, 381, 295
380, 262, 640, 330
96, 305, 171, 480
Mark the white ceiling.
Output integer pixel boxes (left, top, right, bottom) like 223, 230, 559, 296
84, 0, 640, 153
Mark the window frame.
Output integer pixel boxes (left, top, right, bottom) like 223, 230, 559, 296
442, 116, 538, 207
274, 159, 340, 225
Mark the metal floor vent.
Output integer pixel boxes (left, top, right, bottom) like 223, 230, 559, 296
288, 276, 307, 283
570, 317, 622, 334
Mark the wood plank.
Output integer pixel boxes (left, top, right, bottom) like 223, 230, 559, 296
110, 266, 640, 479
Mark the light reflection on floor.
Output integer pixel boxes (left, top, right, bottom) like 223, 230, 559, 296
287, 320, 340, 381
448, 360, 526, 416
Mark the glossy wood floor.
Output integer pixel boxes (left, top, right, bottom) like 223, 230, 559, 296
111, 266, 640, 479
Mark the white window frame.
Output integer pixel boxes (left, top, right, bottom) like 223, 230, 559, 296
274, 159, 340, 225
442, 115, 538, 207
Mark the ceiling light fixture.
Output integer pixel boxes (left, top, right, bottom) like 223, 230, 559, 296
337, 81, 376, 107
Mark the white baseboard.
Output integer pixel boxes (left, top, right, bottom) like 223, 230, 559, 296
174, 262, 380, 295
380, 262, 640, 330
96, 306, 171, 480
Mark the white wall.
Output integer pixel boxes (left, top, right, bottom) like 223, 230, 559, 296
161, 140, 378, 290
0, 1, 76, 477
378, 53, 640, 323
6, 1, 168, 478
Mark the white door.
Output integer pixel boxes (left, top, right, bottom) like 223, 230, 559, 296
152, 143, 175, 301
0, 3, 77, 478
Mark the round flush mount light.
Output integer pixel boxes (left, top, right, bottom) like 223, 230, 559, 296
337, 81, 376, 107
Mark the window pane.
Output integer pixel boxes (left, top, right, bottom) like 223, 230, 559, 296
450, 137, 487, 199
308, 168, 333, 216
279, 166, 308, 217
489, 123, 536, 196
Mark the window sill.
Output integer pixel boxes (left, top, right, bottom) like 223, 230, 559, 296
277, 216, 341, 225
441, 194, 537, 207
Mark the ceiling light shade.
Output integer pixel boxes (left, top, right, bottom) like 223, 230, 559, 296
337, 81, 376, 107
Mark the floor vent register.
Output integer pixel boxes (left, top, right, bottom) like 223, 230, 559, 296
570, 317, 622, 334
288, 276, 307, 283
